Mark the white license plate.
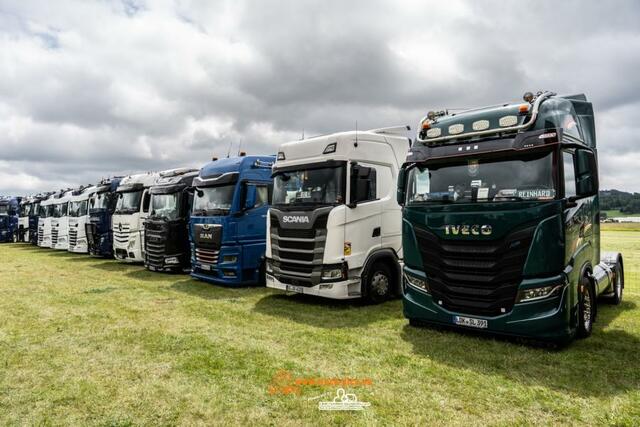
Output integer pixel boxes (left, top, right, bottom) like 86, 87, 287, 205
453, 316, 488, 329
286, 285, 304, 294
199, 264, 211, 271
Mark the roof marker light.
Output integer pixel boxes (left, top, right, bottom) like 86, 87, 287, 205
426, 128, 442, 138
323, 142, 337, 154
448, 124, 464, 135
499, 115, 518, 127
519, 104, 530, 113
472, 120, 490, 131
277, 152, 285, 161
421, 121, 431, 130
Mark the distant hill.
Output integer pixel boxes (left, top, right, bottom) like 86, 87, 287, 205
600, 189, 640, 216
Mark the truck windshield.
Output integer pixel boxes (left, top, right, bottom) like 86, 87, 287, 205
53, 202, 68, 218
20, 204, 31, 216
91, 191, 112, 211
115, 190, 142, 214
192, 185, 234, 216
69, 200, 88, 217
406, 150, 557, 204
46, 205, 54, 217
151, 193, 181, 220
272, 165, 345, 207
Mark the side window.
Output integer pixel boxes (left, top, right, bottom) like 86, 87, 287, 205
563, 151, 576, 198
352, 165, 377, 203
254, 185, 269, 208
142, 191, 151, 213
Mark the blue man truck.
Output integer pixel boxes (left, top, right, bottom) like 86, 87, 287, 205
0, 196, 21, 243
190, 154, 275, 285
86, 177, 122, 257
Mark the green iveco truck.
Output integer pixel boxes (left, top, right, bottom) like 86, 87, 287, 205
398, 91, 624, 344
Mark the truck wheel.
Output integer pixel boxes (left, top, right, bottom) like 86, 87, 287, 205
364, 262, 392, 304
605, 260, 624, 305
577, 276, 594, 339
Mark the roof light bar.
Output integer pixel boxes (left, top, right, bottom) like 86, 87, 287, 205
417, 91, 556, 144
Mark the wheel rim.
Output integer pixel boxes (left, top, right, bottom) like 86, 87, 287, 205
582, 285, 592, 330
371, 271, 390, 296
615, 266, 622, 298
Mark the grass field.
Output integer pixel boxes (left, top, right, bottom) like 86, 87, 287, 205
1, 227, 639, 425
602, 209, 640, 218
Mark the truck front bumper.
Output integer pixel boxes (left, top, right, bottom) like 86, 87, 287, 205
403, 278, 574, 343
265, 273, 362, 300
190, 246, 257, 286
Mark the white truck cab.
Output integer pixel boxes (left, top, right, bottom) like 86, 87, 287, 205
112, 172, 160, 262
52, 189, 74, 250
38, 194, 56, 247
68, 186, 98, 253
266, 126, 411, 302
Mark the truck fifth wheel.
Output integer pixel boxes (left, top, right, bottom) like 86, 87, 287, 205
266, 127, 410, 302
398, 91, 624, 344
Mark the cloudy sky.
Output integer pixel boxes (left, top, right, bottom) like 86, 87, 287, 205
1, 0, 639, 194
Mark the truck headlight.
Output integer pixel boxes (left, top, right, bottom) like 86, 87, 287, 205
404, 272, 429, 293
222, 255, 237, 264
321, 263, 347, 281
266, 259, 273, 273
128, 237, 136, 249
516, 284, 565, 303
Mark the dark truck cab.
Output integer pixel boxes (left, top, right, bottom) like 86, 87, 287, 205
398, 91, 624, 344
144, 168, 198, 272
86, 177, 122, 257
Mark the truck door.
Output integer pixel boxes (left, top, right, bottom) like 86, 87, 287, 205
237, 182, 271, 273
345, 162, 382, 270
140, 189, 151, 257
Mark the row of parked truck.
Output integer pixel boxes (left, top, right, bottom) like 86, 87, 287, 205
0, 92, 626, 345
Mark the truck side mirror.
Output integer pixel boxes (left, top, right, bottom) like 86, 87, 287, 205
243, 184, 257, 212
575, 149, 598, 197
348, 163, 360, 208
397, 167, 406, 206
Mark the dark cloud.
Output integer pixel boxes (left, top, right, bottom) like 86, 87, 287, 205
1, 0, 640, 194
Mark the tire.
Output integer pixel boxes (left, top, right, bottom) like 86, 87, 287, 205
363, 262, 393, 304
604, 260, 624, 305
577, 276, 595, 339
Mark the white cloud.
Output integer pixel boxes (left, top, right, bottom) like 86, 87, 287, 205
0, 0, 639, 194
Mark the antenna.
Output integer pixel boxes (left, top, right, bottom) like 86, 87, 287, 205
226, 140, 233, 158
355, 120, 358, 147
237, 138, 243, 156
301, 129, 305, 140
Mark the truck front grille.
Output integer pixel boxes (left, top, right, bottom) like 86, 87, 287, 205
195, 248, 219, 267
69, 229, 78, 247
38, 227, 44, 245
414, 223, 536, 317
51, 228, 59, 246
269, 213, 328, 287
114, 224, 131, 245
145, 225, 167, 268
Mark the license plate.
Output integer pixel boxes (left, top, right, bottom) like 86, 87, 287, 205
199, 264, 211, 271
286, 285, 304, 294
453, 315, 488, 329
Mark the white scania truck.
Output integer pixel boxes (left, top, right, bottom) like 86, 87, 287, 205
51, 189, 74, 250
112, 172, 160, 262
265, 126, 411, 302
38, 193, 56, 248
68, 186, 98, 253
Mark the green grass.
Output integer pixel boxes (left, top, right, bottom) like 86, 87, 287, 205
0, 231, 639, 426
603, 209, 640, 218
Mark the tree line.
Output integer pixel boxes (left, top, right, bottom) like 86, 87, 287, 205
600, 189, 640, 215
